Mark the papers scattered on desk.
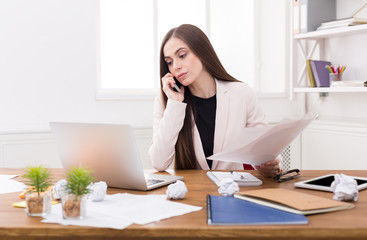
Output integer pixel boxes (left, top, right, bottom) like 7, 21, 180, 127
208, 114, 316, 165
42, 193, 202, 229
0, 175, 27, 195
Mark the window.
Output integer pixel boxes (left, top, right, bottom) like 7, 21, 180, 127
97, 0, 286, 99
210, 0, 255, 90
99, 0, 155, 92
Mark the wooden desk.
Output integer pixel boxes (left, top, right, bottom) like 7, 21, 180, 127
1, 169, 367, 240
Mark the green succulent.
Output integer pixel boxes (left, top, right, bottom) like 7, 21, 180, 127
64, 166, 95, 197
22, 165, 52, 196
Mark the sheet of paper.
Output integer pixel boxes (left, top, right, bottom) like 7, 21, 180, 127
42, 193, 202, 229
0, 174, 19, 181
208, 114, 316, 165
0, 175, 27, 194
42, 203, 133, 229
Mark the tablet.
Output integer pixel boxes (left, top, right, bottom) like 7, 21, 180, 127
294, 174, 367, 192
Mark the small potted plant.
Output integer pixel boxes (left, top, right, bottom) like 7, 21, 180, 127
61, 166, 95, 219
22, 165, 53, 217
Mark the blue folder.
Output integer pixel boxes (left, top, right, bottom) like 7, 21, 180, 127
207, 195, 308, 225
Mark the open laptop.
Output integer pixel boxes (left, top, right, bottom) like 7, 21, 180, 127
49, 122, 183, 190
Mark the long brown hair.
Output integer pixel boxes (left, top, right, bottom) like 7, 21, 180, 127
159, 24, 239, 169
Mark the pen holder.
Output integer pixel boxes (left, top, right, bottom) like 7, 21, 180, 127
329, 73, 343, 82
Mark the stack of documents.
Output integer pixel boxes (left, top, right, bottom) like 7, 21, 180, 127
317, 17, 367, 30
330, 80, 367, 88
317, 3, 367, 30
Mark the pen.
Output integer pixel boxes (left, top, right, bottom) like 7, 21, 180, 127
331, 66, 336, 73
325, 65, 333, 73
341, 66, 346, 73
230, 171, 244, 180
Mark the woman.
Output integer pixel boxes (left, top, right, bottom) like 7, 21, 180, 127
148, 24, 280, 177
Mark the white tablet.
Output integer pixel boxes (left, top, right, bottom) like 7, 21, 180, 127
294, 174, 367, 192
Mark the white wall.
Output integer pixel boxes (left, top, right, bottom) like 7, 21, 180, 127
301, 121, 367, 170
0, 0, 154, 132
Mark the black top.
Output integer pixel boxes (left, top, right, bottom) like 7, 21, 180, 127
193, 94, 217, 169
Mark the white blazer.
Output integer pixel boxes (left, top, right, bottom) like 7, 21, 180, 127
148, 79, 267, 171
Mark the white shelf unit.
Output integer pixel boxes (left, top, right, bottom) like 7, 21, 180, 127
292, 24, 367, 94
294, 24, 367, 40
294, 87, 367, 93
289, 2, 367, 171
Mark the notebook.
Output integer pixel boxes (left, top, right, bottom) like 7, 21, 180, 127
310, 60, 332, 87
206, 171, 262, 186
234, 188, 354, 215
50, 122, 183, 190
306, 59, 317, 87
207, 195, 308, 225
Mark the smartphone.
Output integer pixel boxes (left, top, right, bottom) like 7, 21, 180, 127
173, 77, 181, 92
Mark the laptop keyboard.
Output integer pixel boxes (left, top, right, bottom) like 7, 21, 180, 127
146, 179, 164, 186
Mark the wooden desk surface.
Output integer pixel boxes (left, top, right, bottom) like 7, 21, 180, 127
1, 168, 367, 240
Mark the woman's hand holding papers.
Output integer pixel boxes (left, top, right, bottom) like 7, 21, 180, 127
255, 158, 281, 178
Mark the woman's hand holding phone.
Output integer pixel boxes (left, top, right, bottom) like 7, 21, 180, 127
162, 73, 184, 102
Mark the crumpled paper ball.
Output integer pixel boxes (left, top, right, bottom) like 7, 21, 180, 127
87, 181, 108, 202
218, 178, 239, 196
166, 180, 188, 200
330, 174, 358, 201
53, 179, 67, 199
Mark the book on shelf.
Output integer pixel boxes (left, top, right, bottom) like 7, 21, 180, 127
321, 17, 367, 26
310, 60, 331, 87
206, 171, 262, 187
294, 0, 335, 33
306, 59, 316, 87
234, 188, 354, 215
292, 0, 300, 34
317, 2, 367, 31
330, 80, 367, 88
207, 195, 308, 225
317, 18, 367, 31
